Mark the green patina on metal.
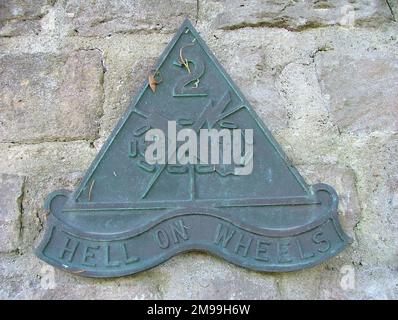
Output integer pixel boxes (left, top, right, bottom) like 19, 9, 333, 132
35, 19, 351, 277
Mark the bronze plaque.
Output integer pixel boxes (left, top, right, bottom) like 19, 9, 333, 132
35, 19, 351, 277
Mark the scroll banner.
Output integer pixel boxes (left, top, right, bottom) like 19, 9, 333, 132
37, 212, 349, 277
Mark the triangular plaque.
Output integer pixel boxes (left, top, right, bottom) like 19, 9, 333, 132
36, 19, 351, 277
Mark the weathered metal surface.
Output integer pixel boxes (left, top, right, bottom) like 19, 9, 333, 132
35, 19, 351, 277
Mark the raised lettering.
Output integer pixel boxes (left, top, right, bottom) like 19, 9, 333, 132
154, 228, 170, 249
296, 238, 315, 260
255, 240, 271, 262
59, 236, 79, 262
312, 230, 331, 253
278, 240, 293, 263
234, 232, 252, 257
105, 244, 121, 267
170, 219, 189, 244
213, 223, 235, 247
82, 244, 100, 267
173, 53, 207, 97
123, 243, 140, 264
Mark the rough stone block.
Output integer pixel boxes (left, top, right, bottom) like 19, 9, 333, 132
214, 0, 393, 30
0, 252, 157, 299
0, 174, 25, 252
0, 50, 104, 143
38, 276, 162, 299
0, 252, 46, 299
0, 0, 54, 36
0, 142, 97, 176
316, 53, 398, 134
318, 263, 398, 299
346, 134, 398, 266
278, 265, 323, 300
99, 56, 158, 139
62, 0, 198, 36
159, 253, 280, 299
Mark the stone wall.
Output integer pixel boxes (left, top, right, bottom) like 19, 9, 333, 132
0, 0, 397, 299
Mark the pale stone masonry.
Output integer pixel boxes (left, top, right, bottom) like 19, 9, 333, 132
0, 51, 104, 143
0, 0, 397, 299
0, 174, 25, 253
316, 53, 398, 133
214, 0, 393, 30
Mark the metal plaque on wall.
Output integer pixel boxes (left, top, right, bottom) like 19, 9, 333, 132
35, 19, 351, 277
